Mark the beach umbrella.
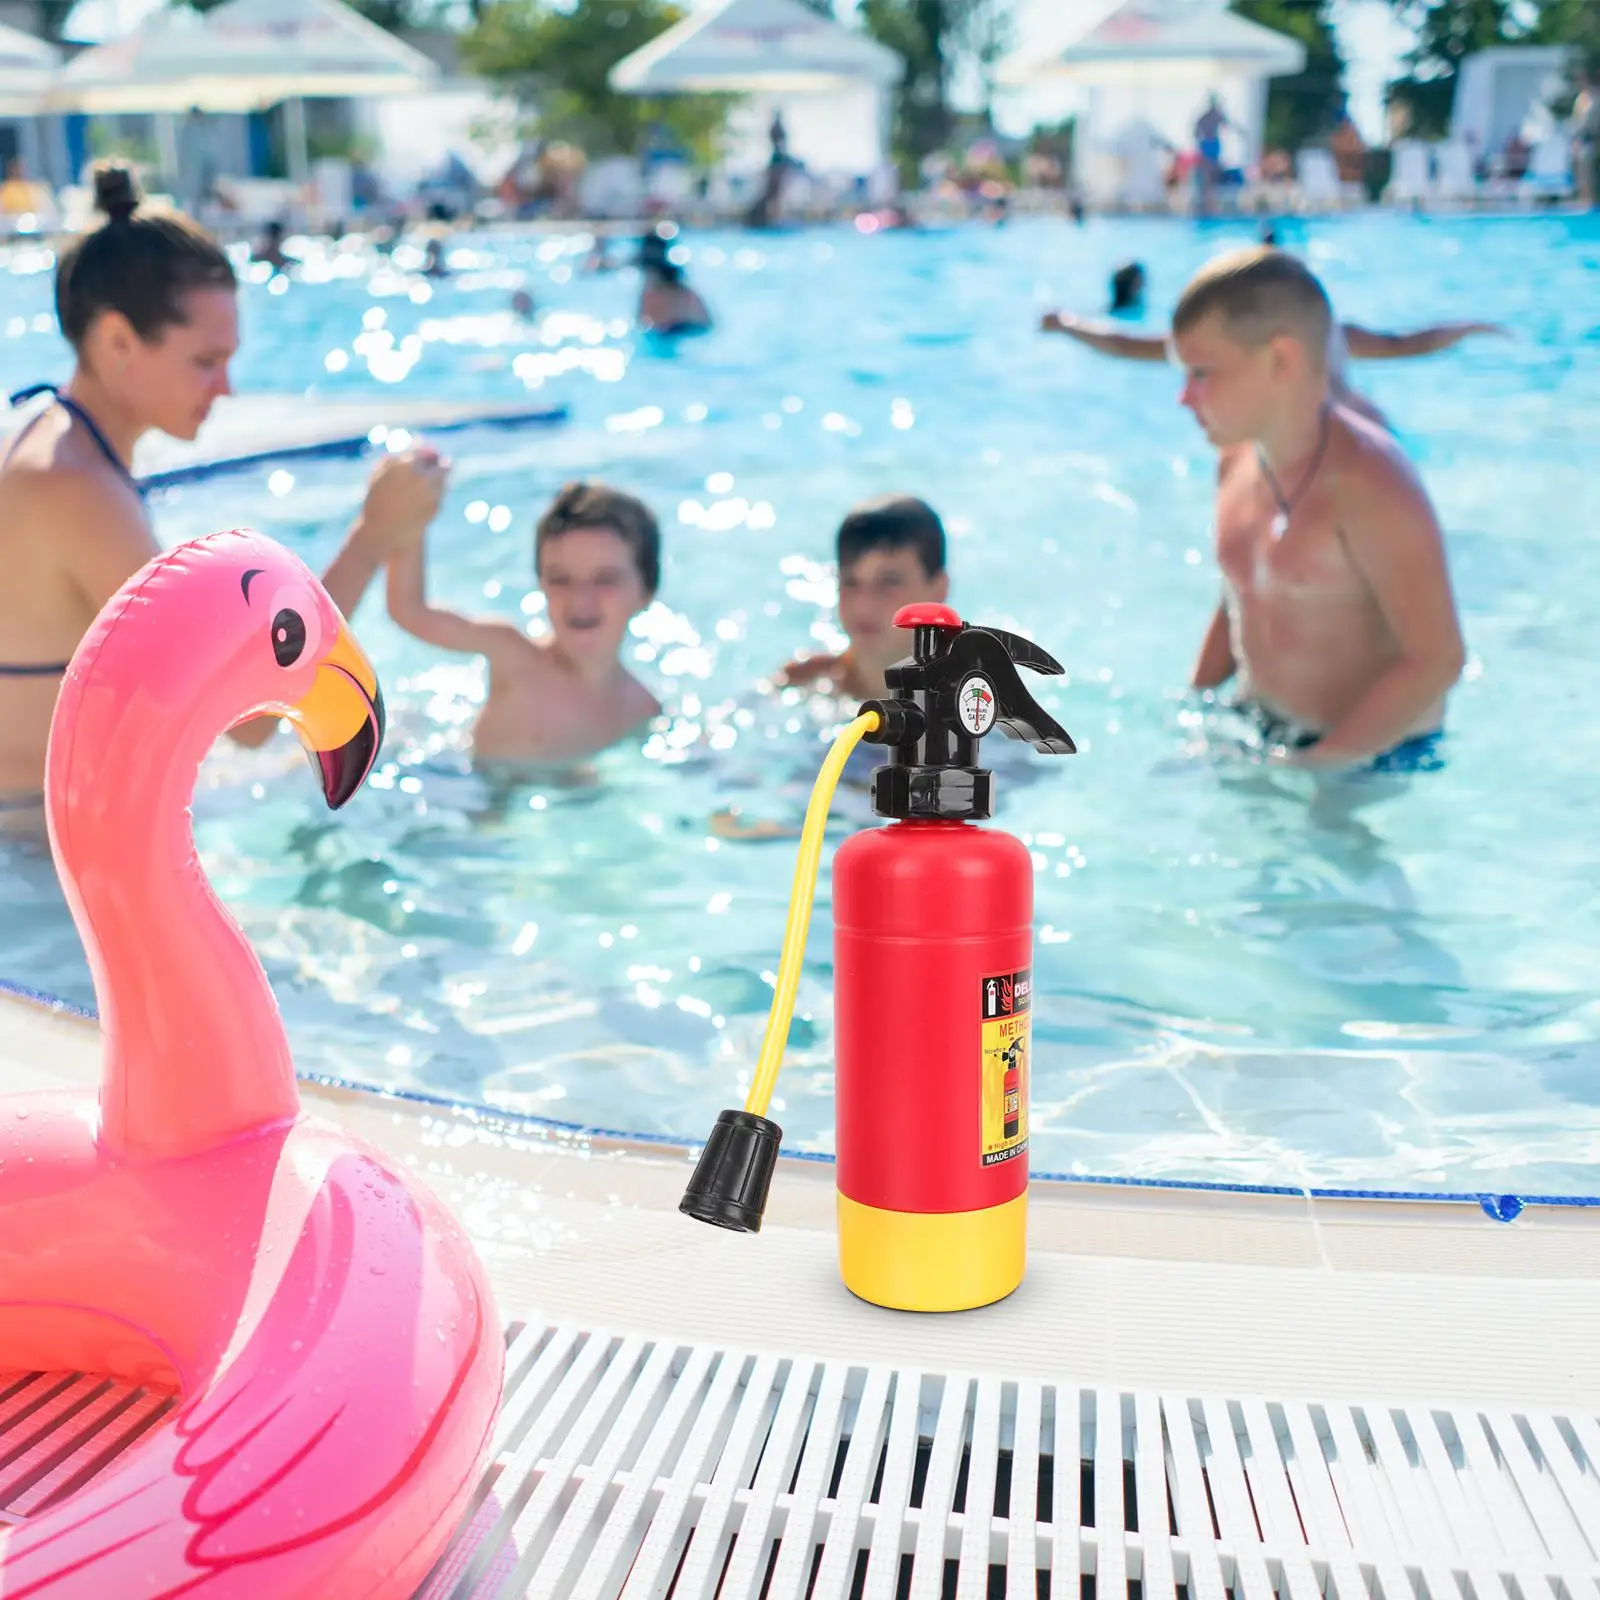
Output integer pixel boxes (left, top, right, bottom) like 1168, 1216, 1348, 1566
996, 0, 1306, 88
0, 20, 59, 118
48, 0, 437, 182
610, 0, 900, 94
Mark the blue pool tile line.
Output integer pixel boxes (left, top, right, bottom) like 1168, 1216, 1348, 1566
5, 975, 1597, 1216
137, 403, 570, 491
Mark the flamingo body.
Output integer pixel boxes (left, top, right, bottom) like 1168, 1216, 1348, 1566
0, 532, 503, 1596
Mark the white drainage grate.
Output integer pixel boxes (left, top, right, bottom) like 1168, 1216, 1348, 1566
0, 1370, 175, 1525
419, 1320, 1600, 1600
5, 1327, 1599, 1598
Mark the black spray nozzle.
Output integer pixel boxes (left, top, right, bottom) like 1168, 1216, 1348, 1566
680, 1108, 782, 1233
858, 696, 924, 746
861, 604, 1075, 821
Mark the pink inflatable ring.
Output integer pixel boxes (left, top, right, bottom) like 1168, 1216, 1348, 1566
0, 530, 503, 1596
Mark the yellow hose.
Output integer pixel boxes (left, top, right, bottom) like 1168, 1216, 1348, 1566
744, 710, 881, 1117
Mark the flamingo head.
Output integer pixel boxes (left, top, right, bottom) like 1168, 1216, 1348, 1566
231, 534, 385, 809
49, 527, 386, 841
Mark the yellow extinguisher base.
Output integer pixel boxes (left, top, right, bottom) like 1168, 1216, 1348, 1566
836, 1190, 1027, 1312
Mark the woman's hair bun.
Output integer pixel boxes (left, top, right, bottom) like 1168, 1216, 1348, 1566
92, 162, 143, 223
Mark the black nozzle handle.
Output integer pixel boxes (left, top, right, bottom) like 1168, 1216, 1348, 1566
680, 1109, 782, 1233
983, 626, 1065, 679
947, 628, 1077, 755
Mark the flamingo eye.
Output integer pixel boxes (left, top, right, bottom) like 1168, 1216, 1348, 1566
272, 608, 306, 668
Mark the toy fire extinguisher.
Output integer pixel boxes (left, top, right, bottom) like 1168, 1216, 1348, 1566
680, 603, 1075, 1312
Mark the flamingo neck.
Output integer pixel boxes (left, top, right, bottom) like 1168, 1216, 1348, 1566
54, 696, 299, 1162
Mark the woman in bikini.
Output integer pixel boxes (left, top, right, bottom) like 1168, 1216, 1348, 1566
0, 163, 445, 825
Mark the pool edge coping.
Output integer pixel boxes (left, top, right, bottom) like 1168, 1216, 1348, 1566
5, 977, 1593, 1217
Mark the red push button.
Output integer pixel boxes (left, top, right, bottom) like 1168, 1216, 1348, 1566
893, 603, 962, 630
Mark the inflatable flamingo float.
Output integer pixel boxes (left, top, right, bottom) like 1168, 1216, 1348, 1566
0, 530, 502, 1596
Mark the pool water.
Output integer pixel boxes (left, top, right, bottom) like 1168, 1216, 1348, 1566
4, 213, 1600, 1196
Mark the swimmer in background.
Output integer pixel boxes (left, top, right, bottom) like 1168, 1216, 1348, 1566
1109, 261, 1146, 316
855, 202, 916, 234
583, 233, 618, 273
636, 227, 712, 335
251, 218, 290, 273
776, 495, 950, 701
0, 163, 443, 820
1172, 248, 1464, 773
387, 479, 662, 765
1041, 293, 1507, 431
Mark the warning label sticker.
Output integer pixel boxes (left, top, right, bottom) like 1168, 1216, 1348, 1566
980, 967, 1030, 1167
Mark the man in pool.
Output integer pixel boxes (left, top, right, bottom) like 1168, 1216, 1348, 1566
1172, 248, 1465, 772
386, 479, 662, 765
776, 494, 950, 701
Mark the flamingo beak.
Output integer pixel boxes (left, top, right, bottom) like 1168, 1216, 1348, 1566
285, 617, 385, 810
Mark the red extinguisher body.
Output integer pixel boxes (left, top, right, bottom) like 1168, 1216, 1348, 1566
834, 818, 1034, 1310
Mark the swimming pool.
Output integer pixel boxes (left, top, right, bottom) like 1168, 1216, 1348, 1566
4, 212, 1600, 1196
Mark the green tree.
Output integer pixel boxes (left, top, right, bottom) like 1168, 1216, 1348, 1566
1381, 0, 1599, 137
1382, 0, 1519, 137
1229, 0, 1347, 150
1533, 0, 1600, 78
858, 0, 1011, 165
463, 0, 728, 161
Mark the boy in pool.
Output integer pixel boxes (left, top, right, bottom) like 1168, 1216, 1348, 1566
711, 495, 952, 841
776, 494, 950, 700
1172, 247, 1464, 772
387, 480, 662, 764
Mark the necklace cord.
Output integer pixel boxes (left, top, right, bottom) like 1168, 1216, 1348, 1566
1257, 402, 1332, 528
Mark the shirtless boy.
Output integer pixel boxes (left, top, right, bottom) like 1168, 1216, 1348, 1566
387, 480, 661, 765
1171, 248, 1465, 771
708, 494, 951, 841
777, 494, 949, 700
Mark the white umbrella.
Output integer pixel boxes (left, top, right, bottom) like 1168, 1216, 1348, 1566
48, 0, 437, 181
0, 19, 60, 117
610, 0, 900, 95
997, 0, 1305, 87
